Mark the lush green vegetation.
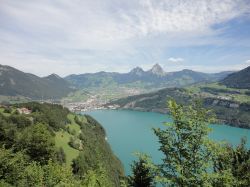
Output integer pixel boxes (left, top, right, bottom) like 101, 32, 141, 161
55, 130, 79, 166
1, 99, 249, 186
110, 84, 250, 128
127, 100, 250, 186
128, 155, 154, 187
0, 102, 124, 186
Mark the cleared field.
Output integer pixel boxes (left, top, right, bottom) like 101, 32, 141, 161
54, 113, 86, 166
55, 130, 79, 166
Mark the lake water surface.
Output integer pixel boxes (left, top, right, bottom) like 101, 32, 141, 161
84, 109, 250, 174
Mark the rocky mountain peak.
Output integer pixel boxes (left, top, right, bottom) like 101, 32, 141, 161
46, 73, 62, 80
130, 66, 145, 76
149, 63, 165, 76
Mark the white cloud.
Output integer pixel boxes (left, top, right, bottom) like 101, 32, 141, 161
161, 64, 247, 73
0, 0, 249, 75
168, 57, 184, 63
1, 0, 248, 46
246, 59, 250, 64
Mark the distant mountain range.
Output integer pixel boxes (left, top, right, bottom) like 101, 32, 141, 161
221, 66, 250, 89
108, 65, 250, 128
0, 64, 73, 99
65, 63, 233, 89
0, 63, 246, 100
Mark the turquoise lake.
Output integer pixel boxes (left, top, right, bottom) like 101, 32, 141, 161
84, 109, 250, 174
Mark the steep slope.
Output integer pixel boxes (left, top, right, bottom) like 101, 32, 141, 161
221, 66, 250, 89
0, 102, 124, 186
0, 65, 73, 99
43, 73, 74, 98
147, 63, 165, 76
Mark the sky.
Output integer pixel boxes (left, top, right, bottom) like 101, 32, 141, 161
0, 0, 250, 77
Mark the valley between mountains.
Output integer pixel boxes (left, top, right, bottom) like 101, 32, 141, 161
0, 63, 250, 128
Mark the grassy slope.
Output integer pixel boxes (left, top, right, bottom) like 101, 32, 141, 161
0, 107, 80, 167
55, 112, 124, 185
55, 130, 79, 166
55, 113, 83, 166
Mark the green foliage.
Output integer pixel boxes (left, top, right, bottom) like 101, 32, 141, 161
0, 103, 124, 186
128, 156, 155, 187
17, 123, 56, 164
19, 162, 44, 187
8, 114, 32, 128
54, 130, 79, 166
213, 138, 250, 186
68, 136, 81, 150
0, 147, 79, 186
15, 102, 70, 130
71, 114, 124, 186
3, 108, 12, 113
152, 100, 216, 186
0, 147, 28, 184
0, 113, 18, 148
56, 147, 66, 165
84, 114, 106, 136
130, 100, 250, 186
81, 165, 114, 187
42, 160, 76, 187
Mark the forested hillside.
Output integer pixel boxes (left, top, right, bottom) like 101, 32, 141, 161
108, 83, 250, 129
0, 102, 123, 186
0, 65, 73, 99
221, 66, 250, 89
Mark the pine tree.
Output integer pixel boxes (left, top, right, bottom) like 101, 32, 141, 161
128, 157, 154, 187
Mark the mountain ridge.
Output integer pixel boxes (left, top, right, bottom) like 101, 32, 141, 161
0, 64, 73, 99
221, 66, 250, 89
65, 64, 233, 89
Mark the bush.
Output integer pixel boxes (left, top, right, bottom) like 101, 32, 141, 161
3, 108, 12, 113
17, 123, 56, 164
68, 136, 80, 150
56, 147, 66, 164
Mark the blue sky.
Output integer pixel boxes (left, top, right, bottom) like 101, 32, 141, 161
0, 0, 250, 76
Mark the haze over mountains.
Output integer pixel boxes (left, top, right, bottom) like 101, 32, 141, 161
0, 63, 243, 100
65, 63, 233, 89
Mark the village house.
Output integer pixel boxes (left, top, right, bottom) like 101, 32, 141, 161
17, 107, 32, 114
